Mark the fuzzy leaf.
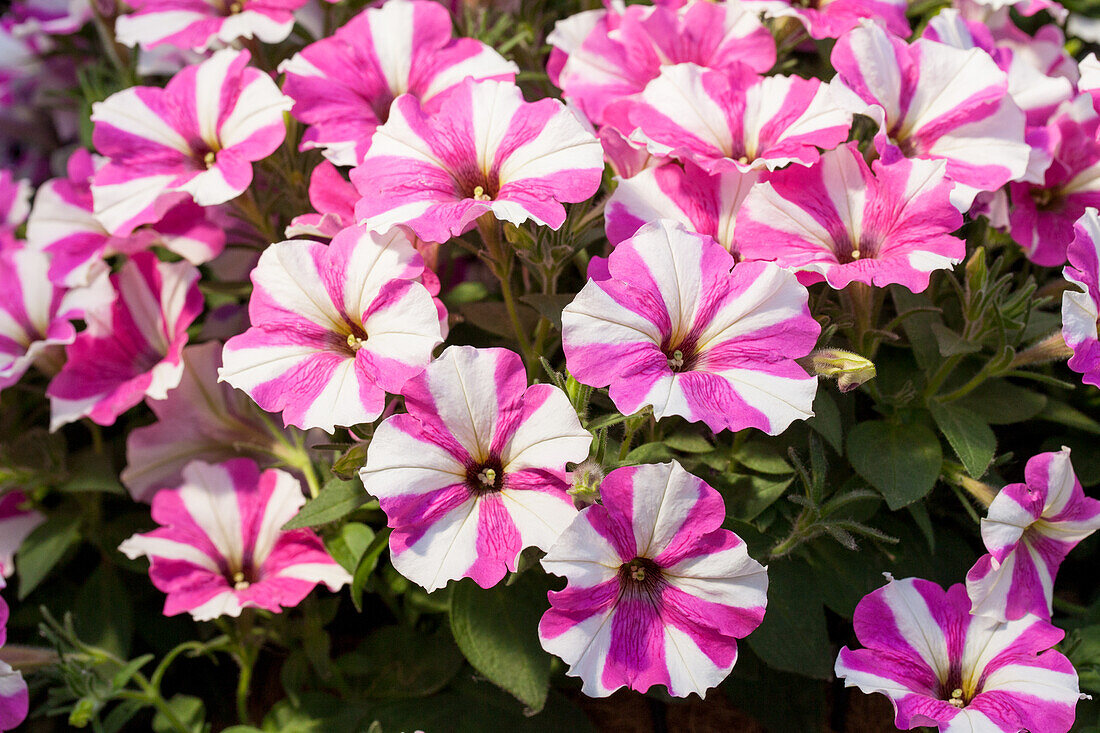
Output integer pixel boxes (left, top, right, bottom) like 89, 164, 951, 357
846, 421, 942, 510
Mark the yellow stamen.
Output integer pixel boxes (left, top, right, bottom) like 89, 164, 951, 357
948, 688, 965, 709
630, 564, 646, 582
232, 570, 249, 590
346, 333, 366, 351
477, 467, 497, 487
667, 349, 684, 370
203, 151, 216, 168
472, 185, 491, 201
229, 1, 242, 12
850, 248, 861, 260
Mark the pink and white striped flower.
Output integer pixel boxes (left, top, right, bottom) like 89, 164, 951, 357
91, 48, 291, 236
737, 143, 965, 292
115, 0, 306, 51
1063, 208, 1100, 387
0, 492, 44, 578
124, 341, 299, 503
605, 160, 758, 255
836, 576, 1083, 733
0, 243, 110, 391
27, 149, 224, 287
0, 171, 29, 235
539, 460, 767, 698
119, 459, 350, 621
612, 63, 851, 175
830, 21, 1031, 202
562, 219, 819, 434
0, 589, 28, 733
967, 448, 1100, 622
284, 161, 358, 239
1006, 96, 1100, 267
547, 0, 775, 127
280, 0, 517, 167
762, 0, 909, 40
352, 78, 604, 243
220, 225, 444, 433
359, 346, 592, 592
47, 252, 202, 430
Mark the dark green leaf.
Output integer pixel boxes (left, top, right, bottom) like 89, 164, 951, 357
663, 432, 713, 453
807, 390, 842, 453
152, 695, 204, 733
954, 381, 1046, 424
324, 522, 375, 574
449, 573, 552, 712
519, 294, 574, 331
745, 561, 832, 679
457, 301, 538, 338
17, 513, 81, 599
719, 474, 793, 522
59, 451, 126, 495
337, 627, 463, 699
928, 401, 996, 478
846, 421, 942, 509
622, 442, 673, 465
74, 563, 134, 657
930, 322, 981, 357
732, 441, 794, 475
283, 478, 367, 530
891, 286, 942, 371
1038, 400, 1100, 435
350, 529, 390, 613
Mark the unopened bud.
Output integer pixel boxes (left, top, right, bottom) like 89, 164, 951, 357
568, 459, 605, 509
808, 349, 876, 392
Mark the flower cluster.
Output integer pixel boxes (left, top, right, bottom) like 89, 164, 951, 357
1, 0, 1100, 727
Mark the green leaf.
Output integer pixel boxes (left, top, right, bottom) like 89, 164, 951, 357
745, 561, 832, 679
719, 474, 793, 522
350, 529, 390, 613
152, 695, 205, 733
928, 401, 996, 479
663, 432, 713, 453
732, 441, 794, 475
457, 301, 538, 338
622, 441, 673, 465
337, 626, 463, 699
17, 513, 81, 599
74, 563, 135, 657
283, 478, 367, 530
807, 390, 842, 453
450, 573, 552, 712
891, 286, 942, 371
324, 522, 375, 574
1038, 399, 1100, 435
954, 381, 1047, 424
930, 322, 981, 357
519, 294, 574, 331
846, 421, 942, 510
59, 451, 126, 495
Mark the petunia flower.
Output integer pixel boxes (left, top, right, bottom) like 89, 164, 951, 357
1064, 208, 1100, 387
0, 492, 44, 578
0, 170, 29, 235
91, 48, 291, 236
737, 143, 965, 292
47, 252, 203, 430
359, 346, 592, 592
835, 576, 1083, 733
123, 341, 303, 503
27, 149, 225, 287
284, 161, 359, 239
612, 63, 851, 175
605, 160, 757, 255
119, 459, 350, 621
280, 0, 517, 167
830, 20, 1031, 205
967, 448, 1100, 622
539, 460, 768, 698
115, 0, 306, 52
1006, 96, 1100, 267
547, 0, 775, 127
0, 588, 28, 733
220, 225, 445, 433
562, 219, 819, 434
0, 243, 111, 392
760, 0, 909, 40
351, 78, 604, 244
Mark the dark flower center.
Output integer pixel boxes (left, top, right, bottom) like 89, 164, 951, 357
341, 321, 370, 355
1030, 186, 1064, 212
662, 335, 701, 373
465, 455, 505, 495
617, 557, 663, 596
224, 558, 258, 590
936, 666, 978, 709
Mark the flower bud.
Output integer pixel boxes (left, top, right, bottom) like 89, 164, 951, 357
808, 349, 876, 392
568, 459, 605, 509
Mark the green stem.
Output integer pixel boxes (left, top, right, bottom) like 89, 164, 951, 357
126, 674, 191, 733
478, 217, 535, 369
232, 613, 260, 726
922, 353, 966, 400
